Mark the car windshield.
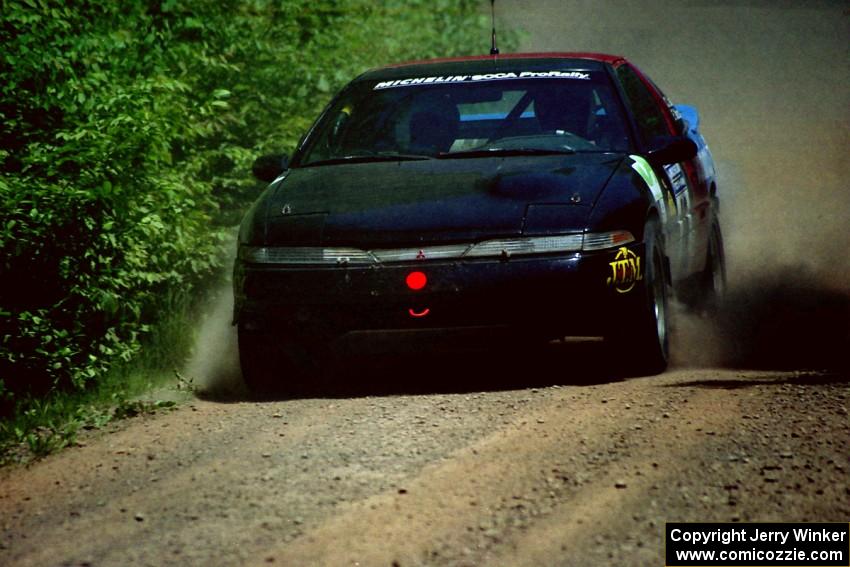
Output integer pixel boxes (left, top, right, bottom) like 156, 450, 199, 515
297, 72, 632, 166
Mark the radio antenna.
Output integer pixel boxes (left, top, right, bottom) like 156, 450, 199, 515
489, 0, 500, 55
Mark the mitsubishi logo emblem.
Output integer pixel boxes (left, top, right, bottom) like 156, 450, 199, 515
416, 249, 426, 260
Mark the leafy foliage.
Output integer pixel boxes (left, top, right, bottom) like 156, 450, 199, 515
0, 0, 512, 416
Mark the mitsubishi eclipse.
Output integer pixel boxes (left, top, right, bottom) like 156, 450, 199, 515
233, 53, 725, 393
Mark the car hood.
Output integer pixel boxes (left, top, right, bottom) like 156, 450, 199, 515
260, 154, 624, 247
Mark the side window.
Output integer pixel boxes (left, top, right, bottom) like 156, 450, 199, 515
616, 64, 669, 144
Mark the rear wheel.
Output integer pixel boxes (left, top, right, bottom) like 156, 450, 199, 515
699, 220, 726, 313
607, 218, 670, 375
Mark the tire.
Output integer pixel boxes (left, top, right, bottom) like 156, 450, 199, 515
238, 325, 320, 397
699, 220, 726, 314
607, 218, 670, 375
237, 325, 278, 397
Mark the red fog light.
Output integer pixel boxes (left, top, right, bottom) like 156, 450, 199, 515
406, 271, 427, 290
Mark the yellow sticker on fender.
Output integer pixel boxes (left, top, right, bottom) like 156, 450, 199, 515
607, 247, 643, 293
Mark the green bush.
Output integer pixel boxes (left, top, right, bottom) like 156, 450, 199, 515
0, 0, 513, 414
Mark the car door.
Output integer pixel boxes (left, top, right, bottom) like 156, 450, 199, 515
613, 62, 709, 281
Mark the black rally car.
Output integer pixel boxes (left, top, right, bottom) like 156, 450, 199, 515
234, 53, 725, 392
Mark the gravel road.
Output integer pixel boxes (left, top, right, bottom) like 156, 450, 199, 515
1, 359, 848, 566
2, 2, 848, 566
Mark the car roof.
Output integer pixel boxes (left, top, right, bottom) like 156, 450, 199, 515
356, 52, 626, 83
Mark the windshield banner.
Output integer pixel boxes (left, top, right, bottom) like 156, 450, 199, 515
373, 70, 591, 90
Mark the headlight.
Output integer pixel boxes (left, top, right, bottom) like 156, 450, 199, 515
239, 246, 376, 266
239, 230, 634, 265
464, 234, 583, 257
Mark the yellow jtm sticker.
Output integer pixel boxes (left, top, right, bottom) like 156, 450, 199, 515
606, 247, 643, 293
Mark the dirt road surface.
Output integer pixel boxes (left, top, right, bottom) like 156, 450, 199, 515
2, 2, 848, 566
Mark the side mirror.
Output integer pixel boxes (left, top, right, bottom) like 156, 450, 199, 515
646, 136, 697, 166
251, 153, 289, 183
673, 104, 699, 135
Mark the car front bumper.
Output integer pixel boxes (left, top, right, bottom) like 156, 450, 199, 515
234, 241, 648, 345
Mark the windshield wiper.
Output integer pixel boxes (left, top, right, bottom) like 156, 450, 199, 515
438, 147, 576, 159
303, 153, 433, 167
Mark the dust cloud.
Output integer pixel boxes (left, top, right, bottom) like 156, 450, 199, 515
502, 0, 850, 371
182, 284, 244, 397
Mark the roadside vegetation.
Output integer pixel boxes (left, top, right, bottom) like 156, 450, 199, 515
0, 0, 516, 462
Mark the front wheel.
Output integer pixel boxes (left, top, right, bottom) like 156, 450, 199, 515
238, 325, 279, 397
607, 219, 670, 375
238, 325, 322, 397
